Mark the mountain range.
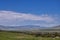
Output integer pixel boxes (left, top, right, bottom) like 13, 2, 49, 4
0, 25, 60, 32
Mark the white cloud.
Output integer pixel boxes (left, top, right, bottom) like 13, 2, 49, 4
0, 11, 54, 21
0, 10, 59, 27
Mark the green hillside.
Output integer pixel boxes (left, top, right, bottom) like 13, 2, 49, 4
0, 31, 60, 40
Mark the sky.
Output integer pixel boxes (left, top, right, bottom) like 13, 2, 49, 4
0, 0, 60, 27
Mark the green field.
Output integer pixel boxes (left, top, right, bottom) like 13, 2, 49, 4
0, 31, 60, 40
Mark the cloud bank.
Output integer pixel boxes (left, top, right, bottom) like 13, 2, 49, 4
0, 10, 59, 27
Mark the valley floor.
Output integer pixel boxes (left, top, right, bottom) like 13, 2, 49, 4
0, 31, 60, 40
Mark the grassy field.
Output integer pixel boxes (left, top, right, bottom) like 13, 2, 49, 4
0, 31, 60, 40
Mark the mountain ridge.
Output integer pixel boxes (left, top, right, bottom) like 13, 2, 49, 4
0, 25, 60, 31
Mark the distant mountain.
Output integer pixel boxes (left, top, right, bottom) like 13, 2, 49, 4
0, 25, 42, 31
52, 25, 60, 28
38, 25, 60, 32
0, 25, 60, 32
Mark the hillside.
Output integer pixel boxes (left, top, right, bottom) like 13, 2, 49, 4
0, 31, 60, 40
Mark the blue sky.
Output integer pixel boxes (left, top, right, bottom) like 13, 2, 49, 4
0, 0, 60, 15
0, 0, 60, 27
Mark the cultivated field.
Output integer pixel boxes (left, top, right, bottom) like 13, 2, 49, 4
0, 31, 60, 40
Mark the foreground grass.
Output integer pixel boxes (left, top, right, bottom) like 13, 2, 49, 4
0, 31, 60, 40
